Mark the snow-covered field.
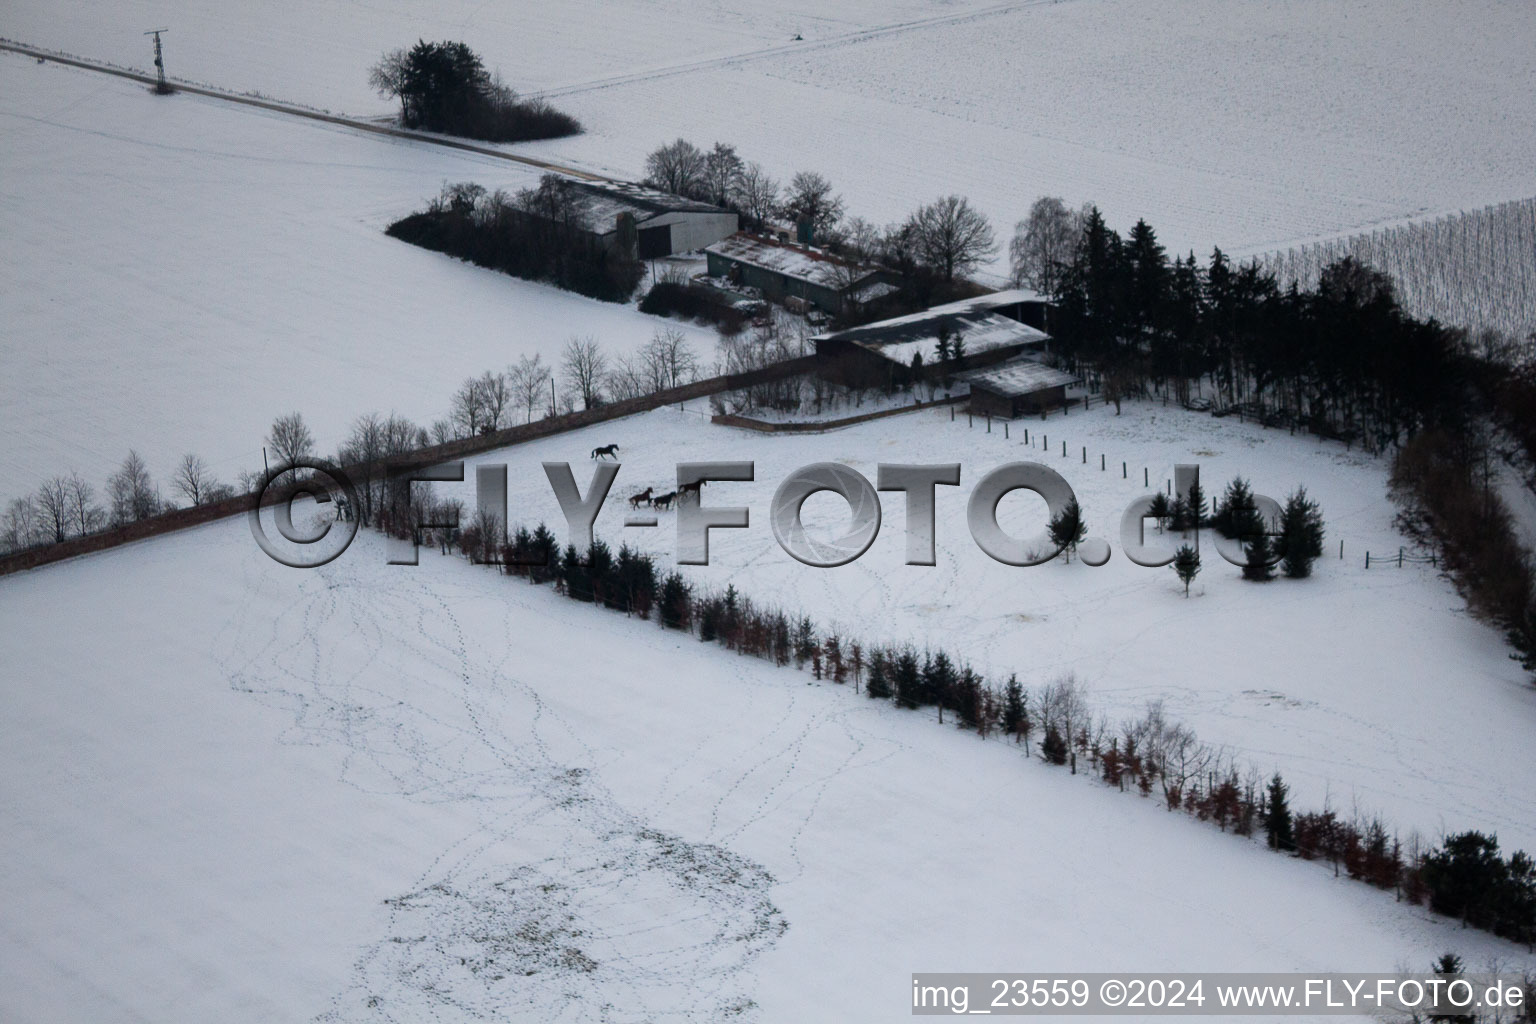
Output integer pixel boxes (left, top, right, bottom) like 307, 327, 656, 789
7, 0, 1534, 259
0, 54, 714, 500
1, 505, 1527, 1022
422, 399, 1536, 855
5, 2, 1536, 1017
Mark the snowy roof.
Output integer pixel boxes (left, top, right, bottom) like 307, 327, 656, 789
925, 286, 1052, 313
959, 358, 1079, 396
705, 233, 881, 291
848, 279, 901, 304
816, 307, 1047, 366
567, 180, 727, 234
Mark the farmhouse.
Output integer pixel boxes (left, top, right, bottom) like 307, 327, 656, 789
704, 233, 900, 315
813, 293, 1051, 387
567, 181, 738, 258
960, 357, 1080, 418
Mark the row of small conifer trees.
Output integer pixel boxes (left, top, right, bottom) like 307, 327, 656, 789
441, 510, 1531, 951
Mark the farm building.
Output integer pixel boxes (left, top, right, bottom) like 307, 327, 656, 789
938, 287, 1056, 332
704, 233, 901, 315
813, 293, 1050, 387
567, 181, 738, 258
960, 358, 1081, 417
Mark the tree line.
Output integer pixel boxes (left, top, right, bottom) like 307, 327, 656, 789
1, 415, 315, 553
1027, 201, 1472, 452
1, 325, 704, 555
388, 178, 645, 302
640, 137, 998, 316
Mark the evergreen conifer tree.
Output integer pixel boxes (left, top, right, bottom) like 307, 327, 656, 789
894, 648, 923, 709
1042, 725, 1069, 765
1264, 773, 1294, 851
1242, 531, 1276, 581
1279, 486, 1325, 578
1001, 674, 1028, 746
1185, 480, 1207, 528
658, 572, 690, 629
866, 649, 893, 700
1048, 499, 1087, 561
1173, 543, 1201, 596
1214, 476, 1255, 538
1147, 492, 1172, 533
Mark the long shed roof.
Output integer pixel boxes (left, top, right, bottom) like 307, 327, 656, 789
959, 358, 1079, 395
705, 233, 881, 291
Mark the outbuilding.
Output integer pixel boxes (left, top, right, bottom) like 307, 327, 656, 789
960, 358, 1080, 418
704, 233, 900, 315
567, 181, 738, 258
813, 299, 1050, 388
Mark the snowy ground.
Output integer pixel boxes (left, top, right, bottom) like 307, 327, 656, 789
0, 54, 715, 502
6, 0, 1534, 260
426, 398, 1536, 856
1, 509, 1528, 1023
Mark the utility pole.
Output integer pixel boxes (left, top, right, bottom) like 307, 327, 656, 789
144, 28, 171, 93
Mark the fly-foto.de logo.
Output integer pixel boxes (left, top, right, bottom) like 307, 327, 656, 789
250, 458, 1286, 572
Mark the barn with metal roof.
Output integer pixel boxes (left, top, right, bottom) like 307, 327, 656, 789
566, 181, 738, 257
812, 296, 1049, 386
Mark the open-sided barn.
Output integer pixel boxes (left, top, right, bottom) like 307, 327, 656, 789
960, 358, 1080, 417
813, 293, 1051, 387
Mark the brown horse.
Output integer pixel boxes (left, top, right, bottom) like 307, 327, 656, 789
650, 491, 677, 511
628, 487, 654, 510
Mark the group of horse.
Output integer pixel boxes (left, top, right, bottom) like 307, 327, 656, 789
588, 444, 703, 511
625, 481, 703, 511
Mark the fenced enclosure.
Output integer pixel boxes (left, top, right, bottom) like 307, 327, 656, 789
1255, 198, 1536, 343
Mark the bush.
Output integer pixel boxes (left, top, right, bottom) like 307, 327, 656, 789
638, 280, 746, 333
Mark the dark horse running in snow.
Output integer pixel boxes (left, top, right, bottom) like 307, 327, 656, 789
591, 443, 620, 460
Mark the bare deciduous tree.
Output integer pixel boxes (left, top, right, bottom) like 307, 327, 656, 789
35, 477, 70, 543
174, 454, 217, 506
267, 413, 315, 470
781, 171, 844, 242
641, 327, 700, 392
510, 353, 553, 422
603, 355, 647, 401
643, 138, 706, 198
3, 496, 41, 552
732, 162, 780, 231
451, 372, 509, 438
561, 336, 608, 410
66, 472, 103, 533
1009, 196, 1083, 295
108, 450, 160, 525
700, 142, 743, 207
367, 48, 412, 122
908, 194, 997, 281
